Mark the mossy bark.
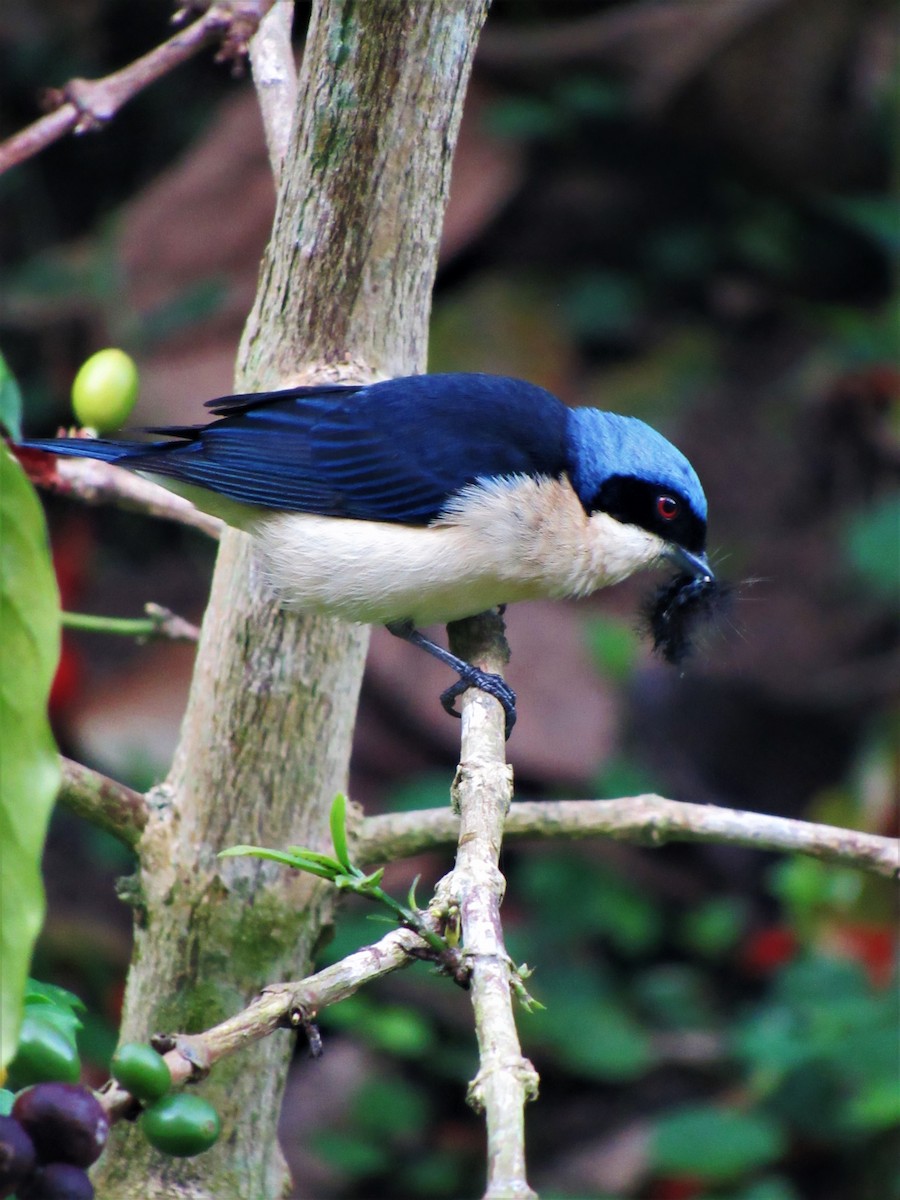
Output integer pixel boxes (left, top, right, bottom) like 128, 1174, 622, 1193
94, 2, 489, 1196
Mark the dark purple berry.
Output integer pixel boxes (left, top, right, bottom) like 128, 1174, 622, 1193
0, 1113, 37, 1198
12, 1084, 108, 1168
19, 1162, 94, 1200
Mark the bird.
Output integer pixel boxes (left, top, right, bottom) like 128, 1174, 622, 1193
20, 371, 717, 736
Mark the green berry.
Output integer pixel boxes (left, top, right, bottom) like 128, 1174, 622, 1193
140, 1093, 221, 1158
71, 348, 139, 432
7, 1014, 80, 1088
110, 1043, 171, 1101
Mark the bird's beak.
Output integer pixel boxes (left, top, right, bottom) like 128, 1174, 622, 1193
666, 545, 714, 582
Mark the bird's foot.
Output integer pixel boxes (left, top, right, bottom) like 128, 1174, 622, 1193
386, 620, 517, 739
439, 669, 517, 739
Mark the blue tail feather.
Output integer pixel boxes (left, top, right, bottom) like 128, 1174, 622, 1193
19, 437, 156, 463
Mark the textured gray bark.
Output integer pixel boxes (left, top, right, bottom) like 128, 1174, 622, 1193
94, 2, 489, 1196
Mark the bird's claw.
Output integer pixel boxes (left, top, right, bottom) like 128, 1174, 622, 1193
439, 670, 517, 739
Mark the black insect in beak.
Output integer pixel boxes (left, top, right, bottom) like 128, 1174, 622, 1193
646, 546, 727, 665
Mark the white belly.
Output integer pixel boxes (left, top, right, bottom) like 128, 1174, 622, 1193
249, 475, 667, 627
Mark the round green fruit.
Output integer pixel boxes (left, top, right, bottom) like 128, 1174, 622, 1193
7, 1015, 80, 1088
110, 1043, 171, 1102
140, 1094, 221, 1158
71, 348, 139, 432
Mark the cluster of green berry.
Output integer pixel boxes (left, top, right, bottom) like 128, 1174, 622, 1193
1, 987, 220, 1198
110, 1043, 221, 1159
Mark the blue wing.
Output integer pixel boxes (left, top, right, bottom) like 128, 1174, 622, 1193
24, 373, 570, 525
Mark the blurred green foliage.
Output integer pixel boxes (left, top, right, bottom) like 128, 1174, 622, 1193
842, 496, 900, 599
651, 1106, 785, 1182
310, 791, 896, 1199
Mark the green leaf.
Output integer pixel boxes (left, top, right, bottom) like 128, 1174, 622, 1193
651, 1105, 785, 1181
352, 1075, 431, 1138
844, 1077, 900, 1130
584, 616, 641, 683
219, 844, 339, 878
22, 1001, 82, 1043
0, 351, 23, 441
679, 896, 749, 958
331, 999, 435, 1057
553, 998, 654, 1080
821, 194, 900, 253
358, 867, 385, 889
312, 1129, 390, 1178
526, 855, 663, 956
329, 793, 352, 871
555, 76, 625, 118
714, 1179, 800, 1200
383, 773, 451, 812
631, 964, 715, 1030
562, 270, 642, 339
484, 96, 564, 140
219, 843, 296, 864
843, 496, 900, 600
0, 447, 61, 1072
25, 979, 86, 1015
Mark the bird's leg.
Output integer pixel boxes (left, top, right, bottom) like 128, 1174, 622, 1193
385, 621, 517, 738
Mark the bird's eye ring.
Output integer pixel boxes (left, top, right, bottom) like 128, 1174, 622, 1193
657, 495, 679, 520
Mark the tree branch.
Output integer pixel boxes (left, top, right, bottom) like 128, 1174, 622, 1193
434, 612, 539, 1200
358, 795, 900, 881
58, 757, 149, 850
95, 3, 492, 1194
98, 923, 427, 1121
62, 604, 200, 642
248, 1, 297, 174
17, 451, 223, 538
0, 0, 277, 177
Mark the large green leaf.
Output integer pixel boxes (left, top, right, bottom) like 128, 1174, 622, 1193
0, 351, 23, 442
651, 1105, 785, 1182
0, 446, 60, 1073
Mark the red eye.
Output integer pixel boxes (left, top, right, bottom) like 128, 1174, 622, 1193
657, 495, 679, 520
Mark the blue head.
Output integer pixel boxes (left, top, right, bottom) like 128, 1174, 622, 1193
565, 407, 710, 578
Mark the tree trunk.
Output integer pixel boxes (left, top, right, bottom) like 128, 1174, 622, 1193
94, 2, 489, 1196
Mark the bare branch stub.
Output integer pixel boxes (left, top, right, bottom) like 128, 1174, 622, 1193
58, 757, 149, 851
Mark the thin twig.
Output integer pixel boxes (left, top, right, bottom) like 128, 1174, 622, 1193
0, 0, 277, 177
98, 923, 427, 1121
19, 451, 223, 538
357, 796, 900, 881
249, 0, 298, 174
434, 613, 539, 1200
62, 603, 200, 642
58, 757, 149, 850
